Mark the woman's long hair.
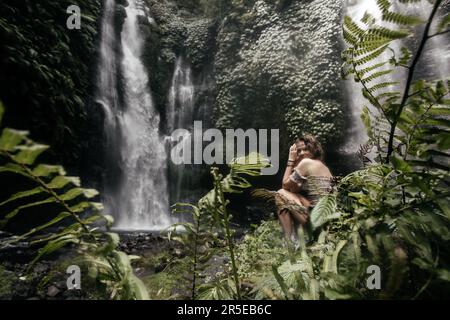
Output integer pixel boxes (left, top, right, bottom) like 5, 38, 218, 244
295, 134, 324, 161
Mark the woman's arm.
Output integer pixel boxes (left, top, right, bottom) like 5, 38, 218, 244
282, 144, 299, 191
282, 158, 314, 191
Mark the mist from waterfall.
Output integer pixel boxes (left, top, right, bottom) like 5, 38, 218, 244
97, 0, 172, 230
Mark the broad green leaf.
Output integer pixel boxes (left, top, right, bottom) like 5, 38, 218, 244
271, 265, 292, 300
18, 212, 72, 240
391, 156, 412, 172
47, 175, 81, 189
129, 274, 150, 300
0, 186, 45, 207
0, 128, 29, 151
30, 234, 79, 266
32, 164, 66, 177
12, 144, 49, 165
310, 194, 338, 230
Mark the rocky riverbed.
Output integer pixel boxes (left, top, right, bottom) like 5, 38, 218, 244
0, 230, 236, 300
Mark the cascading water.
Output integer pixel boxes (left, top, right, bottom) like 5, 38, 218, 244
167, 56, 195, 132
96, 0, 172, 230
97, 0, 119, 139
166, 56, 195, 203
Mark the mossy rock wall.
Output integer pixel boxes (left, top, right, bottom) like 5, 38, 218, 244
141, 0, 346, 147
214, 0, 346, 148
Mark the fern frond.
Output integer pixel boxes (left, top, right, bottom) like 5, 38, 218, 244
376, 0, 391, 13
343, 16, 366, 38
352, 39, 391, 56
368, 81, 400, 93
310, 194, 339, 231
366, 27, 410, 40
250, 188, 277, 203
0, 105, 148, 300
343, 28, 359, 45
358, 62, 388, 76
361, 69, 394, 84
354, 45, 389, 66
382, 11, 423, 26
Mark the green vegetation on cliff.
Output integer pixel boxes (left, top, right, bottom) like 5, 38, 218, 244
142, 0, 346, 148
0, 0, 102, 169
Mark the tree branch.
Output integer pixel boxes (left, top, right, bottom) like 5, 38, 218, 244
428, 28, 450, 38
386, 0, 443, 163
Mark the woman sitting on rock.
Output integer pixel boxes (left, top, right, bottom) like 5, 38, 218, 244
275, 134, 334, 245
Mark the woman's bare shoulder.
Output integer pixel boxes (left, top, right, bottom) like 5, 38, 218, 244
295, 158, 314, 173
296, 158, 332, 176
298, 158, 315, 165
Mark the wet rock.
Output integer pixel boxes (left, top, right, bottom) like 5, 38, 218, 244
47, 285, 60, 297
33, 263, 49, 275
55, 280, 67, 290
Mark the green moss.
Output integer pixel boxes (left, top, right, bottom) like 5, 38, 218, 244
142, 255, 192, 300
143, 271, 181, 299
0, 265, 14, 299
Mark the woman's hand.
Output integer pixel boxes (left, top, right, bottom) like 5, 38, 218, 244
289, 144, 298, 162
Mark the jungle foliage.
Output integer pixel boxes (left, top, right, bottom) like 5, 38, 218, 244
165, 0, 450, 300
0, 102, 148, 300
0, 0, 101, 168
169, 153, 270, 299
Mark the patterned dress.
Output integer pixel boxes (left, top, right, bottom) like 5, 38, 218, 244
276, 169, 334, 216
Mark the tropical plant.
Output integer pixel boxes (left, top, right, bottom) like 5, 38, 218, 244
0, 0, 101, 164
169, 153, 270, 299
295, 0, 450, 299
217, 0, 450, 300
0, 102, 148, 300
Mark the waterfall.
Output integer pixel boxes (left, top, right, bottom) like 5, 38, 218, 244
97, 0, 119, 137
167, 56, 195, 132
96, 0, 172, 230
341, 0, 449, 154
166, 56, 195, 203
